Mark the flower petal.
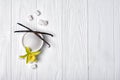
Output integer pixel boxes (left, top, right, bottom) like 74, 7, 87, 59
19, 54, 27, 59
25, 47, 31, 54
32, 50, 41, 56
27, 55, 36, 63
34, 59, 38, 62
26, 56, 29, 64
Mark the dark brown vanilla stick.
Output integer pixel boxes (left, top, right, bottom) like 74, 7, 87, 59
17, 23, 51, 47
14, 30, 53, 37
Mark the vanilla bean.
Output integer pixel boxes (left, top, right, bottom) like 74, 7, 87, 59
35, 32, 51, 47
17, 23, 32, 31
17, 23, 51, 47
14, 30, 53, 37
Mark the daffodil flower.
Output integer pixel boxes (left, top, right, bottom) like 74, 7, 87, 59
19, 47, 41, 64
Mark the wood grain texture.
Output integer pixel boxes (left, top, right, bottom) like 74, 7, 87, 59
88, 0, 115, 80
0, 0, 11, 80
114, 0, 120, 80
12, 0, 37, 80
36, 0, 63, 80
61, 0, 88, 80
0, 0, 120, 80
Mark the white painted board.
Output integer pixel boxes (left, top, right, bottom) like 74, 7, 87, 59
0, 0, 119, 80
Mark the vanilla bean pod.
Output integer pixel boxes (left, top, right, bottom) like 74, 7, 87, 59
17, 23, 51, 47
14, 30, 53, 37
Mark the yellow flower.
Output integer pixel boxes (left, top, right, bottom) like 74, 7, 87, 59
19, 47, 41, 64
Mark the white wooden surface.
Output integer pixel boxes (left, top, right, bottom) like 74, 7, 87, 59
0, 0, 120, 80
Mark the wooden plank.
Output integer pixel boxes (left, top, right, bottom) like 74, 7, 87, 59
11, 0, 37, 80
61, 0, 88, 80
1, 0, 119, 79
36, 0, 63, 80
36, 0, 88, 80
88, 0, 115, 80
114, 0, 120, 80
0, 0, 12, 80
